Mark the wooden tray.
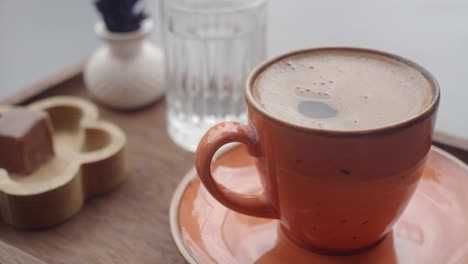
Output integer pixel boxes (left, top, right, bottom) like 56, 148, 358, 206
0, 72, 467, 263
0, 75, 194, 263
0, 97, 126, 229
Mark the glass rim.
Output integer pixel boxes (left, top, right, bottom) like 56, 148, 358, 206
162, 0, 268, 14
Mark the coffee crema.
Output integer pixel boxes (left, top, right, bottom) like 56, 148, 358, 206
253, 49, 434, 131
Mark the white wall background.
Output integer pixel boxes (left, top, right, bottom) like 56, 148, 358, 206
0, 0, 467, 140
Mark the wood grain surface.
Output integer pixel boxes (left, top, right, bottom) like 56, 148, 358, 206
0, 75, 466, 263
0, 239, 46, 264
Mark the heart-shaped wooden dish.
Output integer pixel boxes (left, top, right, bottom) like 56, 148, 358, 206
0, 96, 126, 229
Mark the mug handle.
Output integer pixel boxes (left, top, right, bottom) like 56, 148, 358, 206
195, 121, 278, 219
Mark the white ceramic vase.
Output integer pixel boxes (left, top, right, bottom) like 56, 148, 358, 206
84, 19, 165, 110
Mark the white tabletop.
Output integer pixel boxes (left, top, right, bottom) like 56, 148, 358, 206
1, 0, 467, 148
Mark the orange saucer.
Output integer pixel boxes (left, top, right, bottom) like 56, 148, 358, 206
170, 146, 468, 264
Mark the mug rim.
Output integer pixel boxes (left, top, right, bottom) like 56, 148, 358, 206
245, 47, 440, 137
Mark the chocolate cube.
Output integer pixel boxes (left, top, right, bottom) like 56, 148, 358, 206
0, 108, 54, 174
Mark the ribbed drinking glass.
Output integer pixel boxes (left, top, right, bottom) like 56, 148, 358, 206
160, 0, 267, 151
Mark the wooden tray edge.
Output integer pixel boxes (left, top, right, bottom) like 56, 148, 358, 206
434, 131, 468, 152
1, 60, 85, 105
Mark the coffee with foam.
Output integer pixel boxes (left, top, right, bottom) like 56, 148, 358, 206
253, 49, 434, 131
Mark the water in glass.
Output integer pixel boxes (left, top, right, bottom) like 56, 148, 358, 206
161, 0, 267, 151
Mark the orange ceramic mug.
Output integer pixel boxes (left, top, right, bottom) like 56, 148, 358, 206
195, 47, 440, 254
